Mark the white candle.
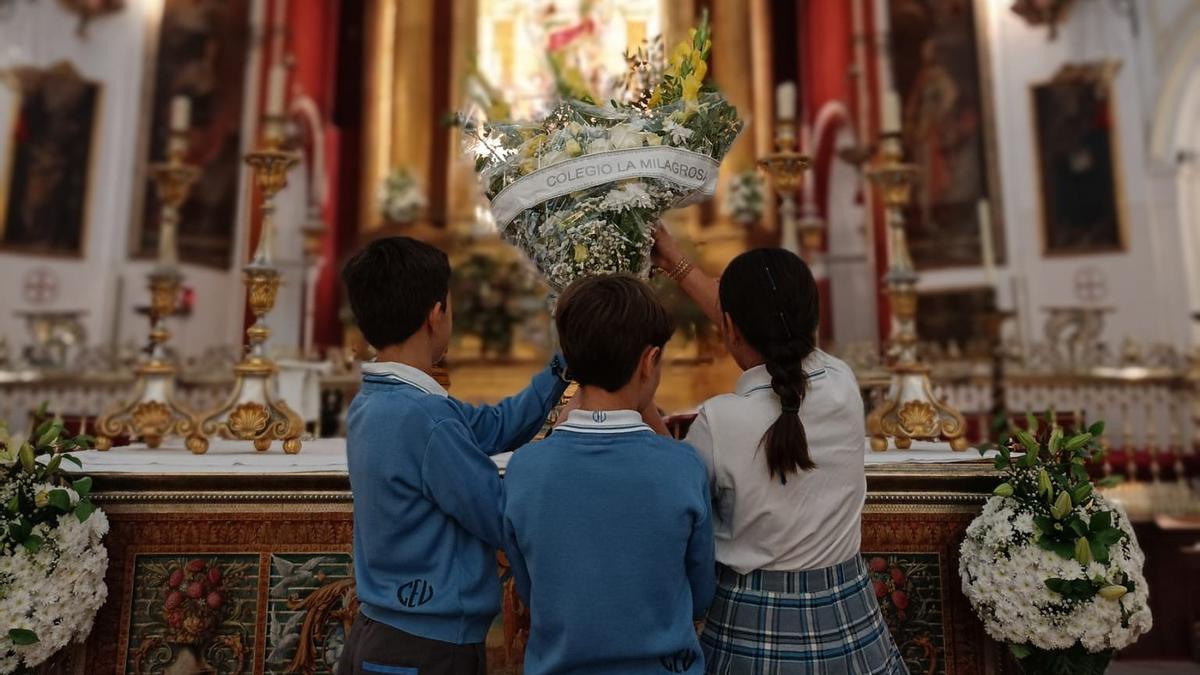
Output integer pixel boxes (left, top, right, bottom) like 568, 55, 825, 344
881, 91, 901, 132
775, 81, 797, 121
978, 199, 997, 285
801, 124, 815, 195
266, 64, 287, 117
169, 95, 191, 132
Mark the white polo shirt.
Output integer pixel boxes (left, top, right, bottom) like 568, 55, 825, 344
685, 350, 866, 574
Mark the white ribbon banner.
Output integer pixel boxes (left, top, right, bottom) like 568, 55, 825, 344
490, 146, 722, 227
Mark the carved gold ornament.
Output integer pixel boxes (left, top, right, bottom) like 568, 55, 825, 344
228, 403, 271, 440
897, 401, 938, 437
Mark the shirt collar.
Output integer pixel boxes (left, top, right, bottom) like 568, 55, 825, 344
735, 365, 773, 396
734, 360, 830, 396
361, 361, 449, 397
556, 409, 652, 435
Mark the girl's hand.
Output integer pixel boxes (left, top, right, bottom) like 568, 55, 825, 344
651, 222, 685, 271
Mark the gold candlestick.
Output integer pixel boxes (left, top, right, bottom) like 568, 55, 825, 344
864, 134, 967, 451
757, 121, 817, 257
193, 119, 304, 454
97, 131, 203, 451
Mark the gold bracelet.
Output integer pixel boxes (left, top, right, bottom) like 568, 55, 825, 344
667, 257, 695, 283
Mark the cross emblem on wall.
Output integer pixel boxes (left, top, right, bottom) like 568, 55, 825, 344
22, 267, 59, 306
1073, 267, 1108, 303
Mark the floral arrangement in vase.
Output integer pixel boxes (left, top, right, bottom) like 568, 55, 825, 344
451, 253, 543, 359
161, 557, 243, 645
0, 404, 108, 672
378, 167, 427, 225
460, 12, 742, 293
960, 415, 1151, 673
722, 169, 766, 225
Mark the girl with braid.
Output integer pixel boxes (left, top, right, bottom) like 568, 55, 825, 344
654, 228, 906, 674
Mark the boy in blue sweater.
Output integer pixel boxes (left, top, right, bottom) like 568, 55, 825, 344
503, 274, 716, 675
339, 237, 569, 675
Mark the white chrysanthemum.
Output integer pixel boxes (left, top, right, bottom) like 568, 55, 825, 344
664, 119, 694, 145
608, 123, 645, 150
960, 494, 1151, 654
0, 485, 108, 670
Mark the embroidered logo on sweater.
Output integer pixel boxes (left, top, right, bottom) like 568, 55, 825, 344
592, 411, 608, 423
396, 579, 434, 607
660, 649, 697, 672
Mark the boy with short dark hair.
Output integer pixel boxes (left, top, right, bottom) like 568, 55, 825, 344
502, 274, 716, 675
339, 236, 570, 675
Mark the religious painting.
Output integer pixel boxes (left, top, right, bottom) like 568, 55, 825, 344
132, 0, 251, 268
264, 553, 356, 674
888, 0, 1004, 269
863, 553, 948, 675
1032, 62, 1125, 256
0, 62, 100, 257
915, 286, 996, 355
124, 553, 260, 673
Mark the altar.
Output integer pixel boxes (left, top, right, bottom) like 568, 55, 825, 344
65, 439, 1002, 675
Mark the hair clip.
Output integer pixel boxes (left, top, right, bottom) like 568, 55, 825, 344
763, 265, 779, 292
777, 311, 793, 339
781, 404, 800, 413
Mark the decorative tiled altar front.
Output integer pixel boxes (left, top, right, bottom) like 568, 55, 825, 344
73, 443, 1001, 675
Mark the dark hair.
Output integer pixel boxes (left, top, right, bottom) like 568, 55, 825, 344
555, 274, 675, 392
719, 249, 820, 483
341, 236, 450, 349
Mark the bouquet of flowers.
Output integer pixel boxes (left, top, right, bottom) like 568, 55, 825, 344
378, 167, 427, 224
960, 416, 1151, 674
0, 405, 108, 672
462, 14, 742, 293
723, 170, 767, 225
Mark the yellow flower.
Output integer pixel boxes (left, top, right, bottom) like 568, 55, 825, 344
692, 58, 707, 83
682, 74, 702, 102
647, 85, 663, 108
565, 139, 582, 156
519, 159, 536, 176
35, 491, 49, 508
670, 41, 692, 71
642, 132, 663, 146
573, 244, 589, 263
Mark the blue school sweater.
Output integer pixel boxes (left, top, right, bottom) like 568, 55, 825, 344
346, 359, 568, 644
503, 409, 716, 675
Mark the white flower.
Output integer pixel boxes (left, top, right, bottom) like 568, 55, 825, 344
586, 137, 612, 154
600, 184, 654, 213
664, 119, 694, 145
608, 123, 645, 150
959, 494, 1151, 654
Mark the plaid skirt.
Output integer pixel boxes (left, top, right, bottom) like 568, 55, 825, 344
700, 557, 908, 675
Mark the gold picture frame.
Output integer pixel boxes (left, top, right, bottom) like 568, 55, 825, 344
0, 61, 102, 259
1031, 61, 1128, 257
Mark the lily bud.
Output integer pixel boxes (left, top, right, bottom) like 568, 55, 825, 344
1074, 537, 1093, 565
1051, 491, 1073, 520
1098, 585, 1128, 600
1038, 470, 1053, 501
993, 482, 1014, 497
18, 442, 34, 473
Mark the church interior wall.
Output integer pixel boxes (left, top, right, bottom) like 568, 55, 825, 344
0, 0, 270, 363
886, 0, 1195, 350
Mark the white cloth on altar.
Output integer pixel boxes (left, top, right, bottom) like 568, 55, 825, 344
68, 437, 991, 475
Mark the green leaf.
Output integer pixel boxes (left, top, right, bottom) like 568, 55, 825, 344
1070, 464, 1089, 482
1009, 643, 1032, 659
34, 401, 49, 419
1088, 421, 1106, 437
21, 535, 42, 554
1068, 519, 1089, 537
1097, 475, 1124, 488
1071, 483, 1093, 504
37, 422, 62, 448
1091, 541, 1112, 565
8, 628, 38, 646
1034, 515, 1056, 533
5, 495, 17, 513
45, 454, 62, 475
1093, 527, 1125, 546
1026, 413, 1040, 435
72, 476, 92, 496
60, 453, 82, 468
1090, 510, 1112, 533
993, 456, 1009, 470
46, 489, 71, 512
1039, 534, 1076, 560
74, 499, 96, 523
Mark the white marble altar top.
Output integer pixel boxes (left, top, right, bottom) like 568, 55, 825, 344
67, 438, 993, 475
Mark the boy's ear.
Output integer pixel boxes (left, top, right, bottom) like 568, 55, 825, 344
722, 313, 741, 345
426, 301, 444, 331
639, 345, 662, 377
